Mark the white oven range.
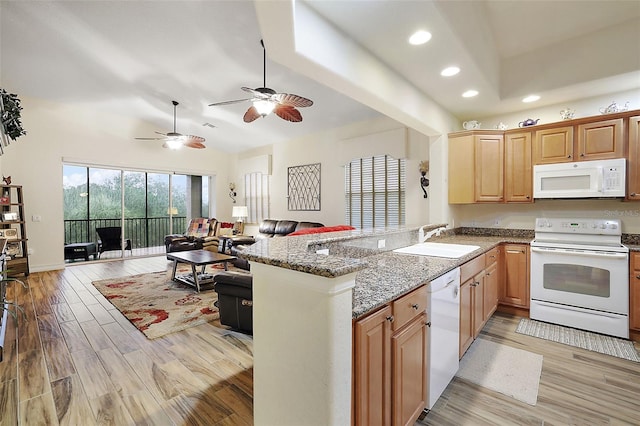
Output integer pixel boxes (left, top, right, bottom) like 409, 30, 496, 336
530, 218, 629, 339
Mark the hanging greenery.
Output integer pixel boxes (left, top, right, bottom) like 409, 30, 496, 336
0, 89, 27, 150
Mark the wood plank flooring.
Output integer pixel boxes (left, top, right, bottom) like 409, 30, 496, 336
0, 257, 253, 426
1, 257, 640, 425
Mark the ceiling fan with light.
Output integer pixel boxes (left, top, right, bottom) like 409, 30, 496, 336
135, 101, 206, 149
208, 40, 313, 123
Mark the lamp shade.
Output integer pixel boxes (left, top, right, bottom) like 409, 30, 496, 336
232, 205, 248, 219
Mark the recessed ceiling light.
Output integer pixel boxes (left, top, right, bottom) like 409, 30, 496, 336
522, 95, 540, 103
441, 66, 460, 77
409, 30, 432, 45
462, 90, 479, 98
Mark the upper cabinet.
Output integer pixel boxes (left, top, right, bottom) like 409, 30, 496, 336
533, 118, 623, 164
504, 132, 533, 202
449, 132, 504, 204
449, 109, 638, 205
628, 115, 640, 200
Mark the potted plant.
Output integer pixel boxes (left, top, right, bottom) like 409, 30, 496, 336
0, 89, 27, 153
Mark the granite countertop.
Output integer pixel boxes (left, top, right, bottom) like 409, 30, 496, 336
241, 226, 534, 319
351, 234, 532, 318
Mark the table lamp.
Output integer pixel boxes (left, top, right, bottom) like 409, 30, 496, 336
232, 205, 248, 234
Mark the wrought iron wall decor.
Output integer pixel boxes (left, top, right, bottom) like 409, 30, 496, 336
287, 163, 321, 211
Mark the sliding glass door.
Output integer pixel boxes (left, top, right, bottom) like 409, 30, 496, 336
63, 164, 211, 260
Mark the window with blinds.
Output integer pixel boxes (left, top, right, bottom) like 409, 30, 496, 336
345, 155, 406, 229
244, 172, 270, 224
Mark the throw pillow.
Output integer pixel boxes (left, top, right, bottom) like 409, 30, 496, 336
287, 225, 355, 236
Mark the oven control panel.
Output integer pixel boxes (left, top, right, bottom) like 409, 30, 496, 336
535, 218, 621, 235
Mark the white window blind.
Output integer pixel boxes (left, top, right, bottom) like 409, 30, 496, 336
245, 172, 270, 224
345, 155, 405, 229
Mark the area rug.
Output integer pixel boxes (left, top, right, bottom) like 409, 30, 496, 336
516, 318, 640, 363
92, 264, 245, 339
456, 338, 543, 406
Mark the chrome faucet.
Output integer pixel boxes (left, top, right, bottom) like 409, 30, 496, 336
419, 225, 446, 243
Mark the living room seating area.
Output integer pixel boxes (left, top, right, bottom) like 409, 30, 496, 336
164, 217, 222, 258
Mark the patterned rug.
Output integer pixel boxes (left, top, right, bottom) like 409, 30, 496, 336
516, 318, 640, 363
456, 338, 543, 405
92, 264, 246, 339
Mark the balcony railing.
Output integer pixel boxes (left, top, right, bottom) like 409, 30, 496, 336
64, 216, 188, 249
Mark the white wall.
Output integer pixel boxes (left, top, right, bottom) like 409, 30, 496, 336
0, 97, 234, 272
237, 115, 432, 233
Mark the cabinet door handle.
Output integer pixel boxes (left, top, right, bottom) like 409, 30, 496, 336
636, 275, 640, 280
580, 153, 585, 157
411, 303, 420, 310
386, 315, 394, 323
426, 321, 432, 327
567, 154, 572, 158
631, 193, 637, 197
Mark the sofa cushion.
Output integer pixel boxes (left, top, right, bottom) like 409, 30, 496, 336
288, 225, 355, 236
274, 220, 298, 236
258, 219, 278, 237
295, 221, 325, 231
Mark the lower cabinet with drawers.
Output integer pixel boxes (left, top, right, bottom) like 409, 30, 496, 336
353, 285, 428, 426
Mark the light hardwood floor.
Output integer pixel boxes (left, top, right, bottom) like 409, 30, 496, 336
1, 258, 639, 425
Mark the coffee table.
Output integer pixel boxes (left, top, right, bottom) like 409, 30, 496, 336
167, 250, 236, 292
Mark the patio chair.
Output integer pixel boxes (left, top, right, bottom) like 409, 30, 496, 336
96, 227, 132, 258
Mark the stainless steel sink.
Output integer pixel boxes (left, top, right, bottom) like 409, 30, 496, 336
393, 242, 480, 259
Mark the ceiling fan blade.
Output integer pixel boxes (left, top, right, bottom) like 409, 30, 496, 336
241, 87, 274, 100
274, 105, 303, 122
209, 98, 252, 107
135, 137, 165, 140
183, 135, 206, 149
243, 105, 261, 123
273, 93, 314, 108
154, 131, 169, 137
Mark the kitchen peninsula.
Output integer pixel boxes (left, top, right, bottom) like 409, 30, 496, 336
241, 225, 533, 425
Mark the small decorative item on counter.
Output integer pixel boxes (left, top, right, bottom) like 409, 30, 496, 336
518, 118, 540, 127
559, 108, 575, 120
599, 101, 629, 114
463, 120, 481, 130
495, 122, 508, 130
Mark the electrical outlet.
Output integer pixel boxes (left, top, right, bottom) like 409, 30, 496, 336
32, 215, 42, 222
378, 239, 386, 249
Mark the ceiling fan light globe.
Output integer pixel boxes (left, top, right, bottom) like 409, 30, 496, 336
253, 99, 276, 116
165, 139, 183, 150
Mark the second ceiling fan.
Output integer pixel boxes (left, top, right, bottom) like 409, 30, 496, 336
135, 101, 206, 149
209, 40, 313, 123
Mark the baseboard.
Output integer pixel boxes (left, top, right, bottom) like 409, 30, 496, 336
497, 304, 529, 318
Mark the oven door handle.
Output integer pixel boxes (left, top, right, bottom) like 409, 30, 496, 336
531, 246, 627, 259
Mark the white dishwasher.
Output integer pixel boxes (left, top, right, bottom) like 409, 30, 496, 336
426, 267, 460, 409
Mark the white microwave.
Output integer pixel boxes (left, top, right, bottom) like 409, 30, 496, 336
533, 158, 626, 199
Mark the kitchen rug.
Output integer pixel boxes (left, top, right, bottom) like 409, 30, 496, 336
516, 318, 640, 362
456, 338, 543, 405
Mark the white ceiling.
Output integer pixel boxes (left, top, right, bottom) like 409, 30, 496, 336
1, 1, 639, 153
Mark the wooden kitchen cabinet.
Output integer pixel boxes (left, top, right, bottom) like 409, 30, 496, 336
533, 118, 623, 165
449, 132, 504, 204
533, 126, 574, 164
630, 253, 640, 332
354, 285, 428, 426
392, 313, 427, 426
577, 118, 624, 161
483, 257, 500, 323
505, 131, 533, 202
627, 116, 640, 200
500, 244, 530, 308
459, 275, 474, 358
354, 305, 392, 426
